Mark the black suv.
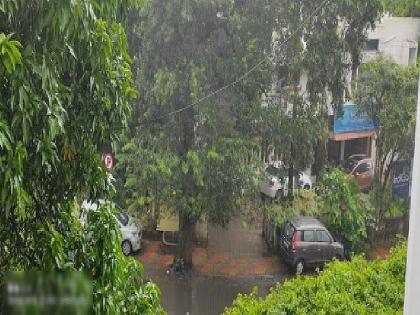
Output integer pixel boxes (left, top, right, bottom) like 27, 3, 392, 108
279, 216, 344, 273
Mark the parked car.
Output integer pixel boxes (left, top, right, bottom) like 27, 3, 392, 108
81, 200, 142, 256
260, 162, 312, 200
279, 216, 344, 274
343, 154, 374, 191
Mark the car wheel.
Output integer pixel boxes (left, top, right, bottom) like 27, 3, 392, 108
295, 259, 304, 274
122, 240, 132, 256
274, 190, 282, 202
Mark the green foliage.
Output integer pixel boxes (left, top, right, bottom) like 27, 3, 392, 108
266, 168, 372, 254
0, 33, 22, 74
356, 58, 418, 224
0, 0, 162, 313
266, 190, 320, 227
116, 133, 179, 228
382, 0, 420, 17
225, 240, 407, 315
317, 168, 374, 253
258, 0, 382, 190
122, 0, 277, 265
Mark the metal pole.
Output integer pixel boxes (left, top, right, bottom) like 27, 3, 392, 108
404, 74, 420, 314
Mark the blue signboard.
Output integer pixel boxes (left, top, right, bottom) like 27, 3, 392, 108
392, 161, 412, 198
334, 104, 377, 134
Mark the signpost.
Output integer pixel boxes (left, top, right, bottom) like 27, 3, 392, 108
102, 152, 114, 172
391, 161, 412, 199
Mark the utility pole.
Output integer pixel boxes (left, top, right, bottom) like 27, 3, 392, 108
404, 74, 420, 314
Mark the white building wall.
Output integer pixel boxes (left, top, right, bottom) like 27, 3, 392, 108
363, 17, 420, 66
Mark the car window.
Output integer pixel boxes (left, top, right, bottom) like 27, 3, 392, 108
284, 222, 295, 240
116, 211, 129, 226
316, 230, 331, 242
343, 159, 357, 173
303, 230, 315, 242
355, 162, 370, 173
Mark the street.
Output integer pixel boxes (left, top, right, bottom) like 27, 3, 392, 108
137, 216, 291, 315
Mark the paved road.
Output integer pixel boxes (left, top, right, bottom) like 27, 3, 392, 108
136, 216, 290, 315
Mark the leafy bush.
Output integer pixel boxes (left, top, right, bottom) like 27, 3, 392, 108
225, 240, 407, 315
317, 168, 374, 254
266, 190, 320, 227
266, 168, 373, 255
5, 201, 164, 314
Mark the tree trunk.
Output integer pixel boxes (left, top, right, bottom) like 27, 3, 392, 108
313, 140, 327, 176
173, 103, 196, 271
288, 141, 295, 198
350, 50, 360, 97
173, 212, 196, 270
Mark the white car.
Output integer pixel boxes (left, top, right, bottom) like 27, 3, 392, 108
260, 162, 312, 200
81, 200, 142, 255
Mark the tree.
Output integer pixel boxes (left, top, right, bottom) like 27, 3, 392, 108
0, 0, 162, 312
355, 57, 418, 226
382, 0, 420, 17
121, 0, 277, 270
317, 168, 374, 254
262, 0, 382, 196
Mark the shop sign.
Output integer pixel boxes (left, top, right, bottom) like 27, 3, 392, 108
334, 104, 377, 134
391, 160, 412, 198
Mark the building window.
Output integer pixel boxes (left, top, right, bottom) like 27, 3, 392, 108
365, 39, 379, 51
408, 47, 417, 65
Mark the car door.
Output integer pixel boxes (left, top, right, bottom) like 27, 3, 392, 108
352, 162, 371, 189
301, 230, 318, 265
316, 230, 334, 263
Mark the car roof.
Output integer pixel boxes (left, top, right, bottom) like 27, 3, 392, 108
356, 158, 373, 165
288, 216, 325, 230
348, 154, 368, 160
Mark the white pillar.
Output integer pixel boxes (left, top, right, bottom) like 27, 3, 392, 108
340, 141, 345, 161
404, 75, 420, 314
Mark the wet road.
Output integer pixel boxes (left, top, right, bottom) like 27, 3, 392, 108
144, 267, 280, 315
139, 216, 290, 315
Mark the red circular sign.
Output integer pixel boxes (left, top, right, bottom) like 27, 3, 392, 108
102, 153, 114, 171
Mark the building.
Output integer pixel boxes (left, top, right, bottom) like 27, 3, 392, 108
328, 102, 377, 164
363, 16, 420, 66
263, 17, 420, 169
327, 17, 420, 165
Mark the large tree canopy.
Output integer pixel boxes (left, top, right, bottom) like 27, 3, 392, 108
119, 0, 383, 269
355, 57, 418, 225
0, 0, 162, 313
121, 0, 277, 269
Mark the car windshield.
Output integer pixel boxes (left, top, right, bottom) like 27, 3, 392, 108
116, 210, 129, 226
284, 222, 295, 240
343, 159, 357, 173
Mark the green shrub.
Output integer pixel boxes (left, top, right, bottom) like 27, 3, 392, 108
265, 168, 373, 255
317, 168, 374, 254
225, 240, 406, 315
266, 190, 320, 227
